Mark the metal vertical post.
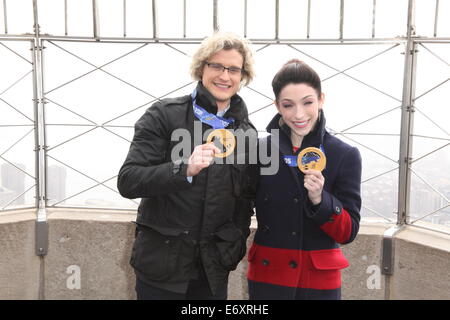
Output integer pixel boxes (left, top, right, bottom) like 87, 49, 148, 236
32, 0, 48, 257
397, 0, 417, 226
275, 0, 279, 40
381, 1, 418, 292
3, 0, 8, 34
152, 0, 158, 39
92, 0, 100, 39
213, 0, 218, 32
244, 0, 248, 38
339, 0, 344, 40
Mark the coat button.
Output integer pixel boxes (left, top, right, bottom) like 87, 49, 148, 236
291, 231, 297, 236
335, 206, 341, 214
293, 198, 299, 203
262, 259, 270, 266
263, 225, 270, 233
289, 260, 298, 268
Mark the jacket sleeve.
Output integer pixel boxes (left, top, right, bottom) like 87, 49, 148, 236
117, 102, 192, 199
305, 146, 362, 244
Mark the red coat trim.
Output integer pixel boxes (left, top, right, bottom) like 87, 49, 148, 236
247, 243, 349, 290
319, 208, 352, 244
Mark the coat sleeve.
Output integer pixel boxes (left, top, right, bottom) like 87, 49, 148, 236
305, 146, 362, 244
117, 102, 192, 199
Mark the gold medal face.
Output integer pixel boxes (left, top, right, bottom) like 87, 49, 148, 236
206, 129, 236, 158
297, 147, 326, 173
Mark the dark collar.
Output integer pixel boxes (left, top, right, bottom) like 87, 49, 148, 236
194, 82, 248, 122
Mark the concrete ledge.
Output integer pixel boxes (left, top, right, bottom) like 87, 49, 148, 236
0, 209, 40, 300
1, 210, 449, 299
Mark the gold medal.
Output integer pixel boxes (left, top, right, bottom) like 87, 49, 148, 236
297, 147, 326, 173
206, 129, 236, 158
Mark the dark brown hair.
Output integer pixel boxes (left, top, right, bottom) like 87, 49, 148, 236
272, 59, 322, 100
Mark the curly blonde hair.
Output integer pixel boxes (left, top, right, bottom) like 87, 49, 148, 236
190, 32, 255, 87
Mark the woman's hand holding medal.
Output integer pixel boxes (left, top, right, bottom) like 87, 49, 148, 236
298, 147, 326, 206
303, 169, 324, 205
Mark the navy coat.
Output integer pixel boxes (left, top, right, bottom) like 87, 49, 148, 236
247, 111, 362, 300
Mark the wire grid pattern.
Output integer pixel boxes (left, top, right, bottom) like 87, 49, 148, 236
0, 0, 449, 231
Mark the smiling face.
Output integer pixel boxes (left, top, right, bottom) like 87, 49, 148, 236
201, 49, 244, 111
275, 83, 324, 147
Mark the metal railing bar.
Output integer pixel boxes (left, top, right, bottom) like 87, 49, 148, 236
434, 0, 439, 37
362, 204, 394, 222
0, 127, 34, 156
287, 44, 402, 102
0, 42, 33, 64
64, 0, 68, 36
101, 126, 132, 144
45, 97, 97, 125
0, 155, 35, 179
0, 97, 34, 122
152, 0, 158, 39
410, 202, 450, 224
418, 43, 449, 67
339, 0, 344, 40
340, 105, 401, 133
1, 184, 36, 210
410, 142, 450, 164
307, 0, 311, 39
213, 0, 218, 31
244, 0, 247, 38
46, 155, 120, 202
372, 0, 377, 38
414, 78, 449, 102
0, 206, 35, 213
275, 0, 279, 40
334, 131, 398, 163
49, 175, 121, 207
46, 82, 195, 151
412, 134, 449, 142
322, 44, 400, 82
46, 126, 99, 152
10, 34, 412, 44
92, 0, 99, 39
48, 203, 140, 210
164, 43, 189, 56
123, 0, 127, 37
362, 166, 399, 184
0, 124, 34, 127
245, 86, 274, 102
0, 70, 33, 96
414, 107, 449, 136
45, 41, 153, 97
183, 0, 186, 38
102, 81, 194, 125
256, 44, 271, 52
334, 132, 400, 137
2, 0, 7, 34
407, 221, 450, 236
248, 102, 274, 116
410, 167, 450, 203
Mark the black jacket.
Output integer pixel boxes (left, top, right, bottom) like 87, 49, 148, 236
117, 82, 256, 295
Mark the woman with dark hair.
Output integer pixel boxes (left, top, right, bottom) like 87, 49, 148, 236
247, 59, 362, 300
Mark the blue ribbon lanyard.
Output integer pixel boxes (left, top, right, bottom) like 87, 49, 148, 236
283, 144, 325, 167
191, 89, 234, 129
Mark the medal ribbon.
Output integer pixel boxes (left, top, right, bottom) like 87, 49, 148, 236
283, 144, 326, 167
191, 89, 235, 129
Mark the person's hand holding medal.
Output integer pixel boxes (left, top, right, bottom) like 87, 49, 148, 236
298, 147, 326, 206
186, 129, 236, 177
